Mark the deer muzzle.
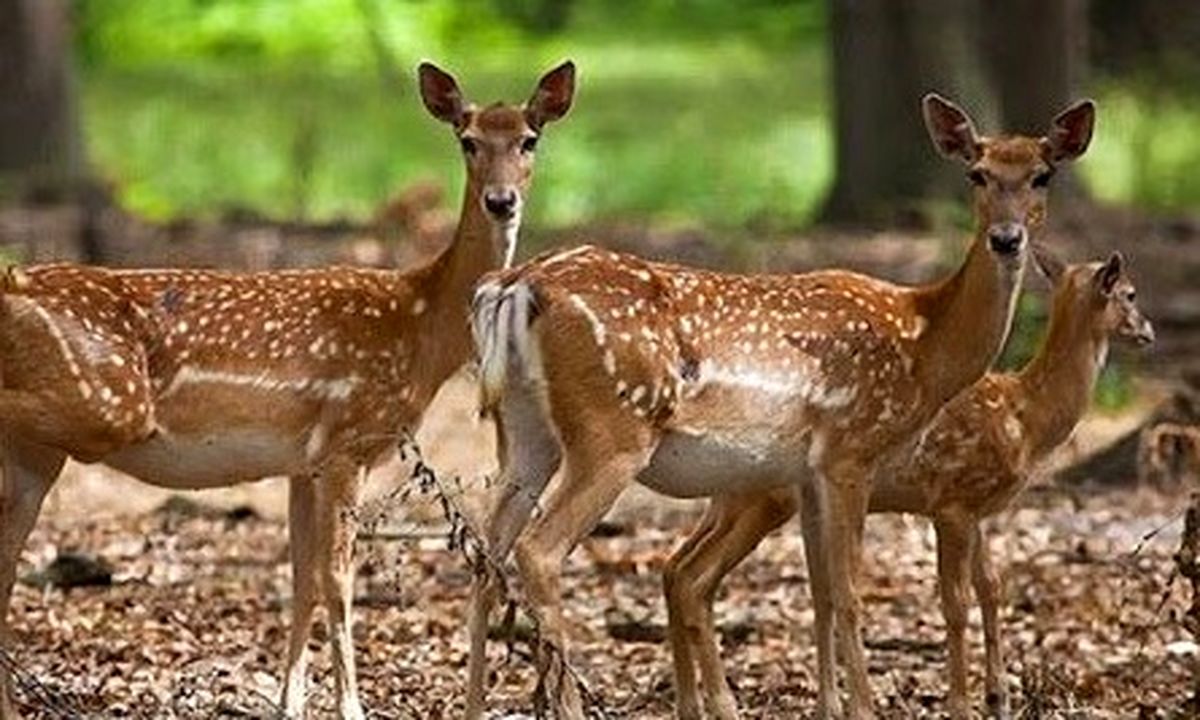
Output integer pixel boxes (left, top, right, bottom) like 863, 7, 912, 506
987, 222, 1026, 257
482, 187, 521, 223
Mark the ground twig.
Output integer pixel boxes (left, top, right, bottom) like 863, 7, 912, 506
394, 432, 613, 719
0, 645, 93, 718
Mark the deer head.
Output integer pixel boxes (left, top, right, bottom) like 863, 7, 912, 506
1034, 248, 1155, 346
418, 60, 575, 267
1094, 253, 1155, 345
923, 94, 1095, 260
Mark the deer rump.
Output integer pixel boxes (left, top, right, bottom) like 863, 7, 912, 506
470, 267, 906, 500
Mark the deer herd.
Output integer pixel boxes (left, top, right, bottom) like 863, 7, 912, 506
0, 58, 1160, 720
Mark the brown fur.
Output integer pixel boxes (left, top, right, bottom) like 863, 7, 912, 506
465, 95, 1095, 719
0, 61, 574, 720
663, 257, 1152, 720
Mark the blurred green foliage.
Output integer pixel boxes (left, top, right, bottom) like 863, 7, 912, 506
997, 291, 1048, 373
76, 0, 829, 227
1093, 362, 1135, 411
73, 0, 1200, 230
1085, 81, 1200, 212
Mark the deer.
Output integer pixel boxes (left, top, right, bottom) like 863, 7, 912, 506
463, 94, 1095, 720
661, 249, 1153, 720
0, 60, 574, 720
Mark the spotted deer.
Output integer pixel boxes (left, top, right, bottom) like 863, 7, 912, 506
464, 94, 1094, 719
0, 60, 574, 720
662, 250, 1152, 720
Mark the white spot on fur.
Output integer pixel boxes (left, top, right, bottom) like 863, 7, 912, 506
901, 315, 928, 340
696, 360, 856, 410
162, 366, 358, 402
569, 294, 607, 347
540, 245, 593, 268
1003, 414, 1023, 443
603, 349, 617, 375
306, 422, 329, 460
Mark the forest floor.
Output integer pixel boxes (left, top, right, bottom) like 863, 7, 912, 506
6, 376, 1197, 720
2, 197, 1199, 717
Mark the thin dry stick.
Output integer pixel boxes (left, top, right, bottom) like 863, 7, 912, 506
1112, 505, 1188, 698
333, 426, 609, 716
0, 645, 92, 718
394, 433, 613, 719
1130, 508, 1187, 558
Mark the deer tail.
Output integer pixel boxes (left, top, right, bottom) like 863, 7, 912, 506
471, 279, 540, 415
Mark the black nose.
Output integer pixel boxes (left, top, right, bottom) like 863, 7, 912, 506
988, 226, 1024, 256
484, 190, 518, 218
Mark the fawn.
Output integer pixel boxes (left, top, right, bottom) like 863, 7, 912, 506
463, 94, 1094, 719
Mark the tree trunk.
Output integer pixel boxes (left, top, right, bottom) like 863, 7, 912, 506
0, 0, 81, 196
1090, 0, 1200, 82
983, 0, 1087, 135
982, 0, 1088, 199
822, 0, 990, 228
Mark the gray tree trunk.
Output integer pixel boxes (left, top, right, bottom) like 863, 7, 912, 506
983, 0, 1088, 198
822, 0, 990, 227
984, 0, 1087, 136
0, 0, 82, 195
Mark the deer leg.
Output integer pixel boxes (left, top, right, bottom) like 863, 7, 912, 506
672, 492, 795, 720
465, 395, 561, 720
664, 503, 722, 720
0, 441, 65, 720
970, 526, 1009, 719
281, 474, 319, 718
818, 470, 874, 720
315, 463, 366, 720
513, 444, 650, 720
935, 517, 975, 720
798, 479, 839, 720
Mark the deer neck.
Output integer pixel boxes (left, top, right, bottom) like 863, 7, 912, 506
1016, 300, 1106, 456
911, 235, 1022, 409
407, 178, 506, 403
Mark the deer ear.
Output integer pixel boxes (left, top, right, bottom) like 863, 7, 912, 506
1031, 244, 1066, 285
418, 61, 466, 127
526, 60, 575, 130
1094, 251, 1124, 295
1044, 99, 1095, 162
922, 93, 981, 164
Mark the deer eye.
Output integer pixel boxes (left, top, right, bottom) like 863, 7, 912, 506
1032, 170, 1054, 188
521, 136, 539, 154
967, 169, 987, 187
1126, 289, 1136, 302
460, 137, 478, 156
